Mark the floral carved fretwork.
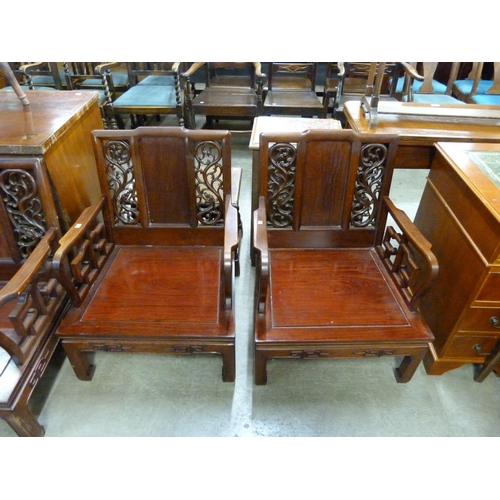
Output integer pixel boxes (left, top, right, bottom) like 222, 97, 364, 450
350, 143, 388, 228
194, 140, 225, 226
102, 139, 140, 225
267, 142, 297, 228
0, 169, 46, 258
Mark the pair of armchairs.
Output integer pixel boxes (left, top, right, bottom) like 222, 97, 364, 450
1, 125, 446, 436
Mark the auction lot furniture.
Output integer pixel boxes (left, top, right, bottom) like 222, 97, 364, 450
252, 129, 438, 385
343, 100, 500, 170
413, 142, 500, 380
0, 90, 102, 279
54, 127, 240, 384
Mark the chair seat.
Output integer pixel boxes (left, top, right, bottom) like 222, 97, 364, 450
471, 94, 500, 105
138, 75, 176, 86
58, 246, 233, 338
192, 88, 259, 116
395, 76, 448, 94
113, 84, 178, 107
257, 248, 434, 343
264, 90, 323, 113
453, 79, 493, 96
403, 94, 462, 104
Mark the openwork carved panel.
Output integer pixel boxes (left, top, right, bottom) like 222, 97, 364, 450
350, 143, 388, 228
194, 140, 225, 226
0, 169, 47, 258
102, 139, 140, 225
266, 142, 297, 228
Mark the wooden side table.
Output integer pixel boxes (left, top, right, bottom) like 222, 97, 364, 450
413, 142, 500, 378
0, 90, 102, 279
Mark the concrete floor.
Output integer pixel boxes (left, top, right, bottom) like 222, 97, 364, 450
1, 123, 499, 439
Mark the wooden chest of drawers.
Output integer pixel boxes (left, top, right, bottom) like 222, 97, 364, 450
414, 142, 500, 377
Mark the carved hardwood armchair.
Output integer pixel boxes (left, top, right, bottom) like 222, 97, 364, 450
53, 127, 240, 383
0, 228, 68, 436
181, 62, 266, 130
252, 129, 438, 385
263, 62, 324, 118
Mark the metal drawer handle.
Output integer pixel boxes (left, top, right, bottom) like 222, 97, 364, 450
473, 344, 491, 356
490, 316, 500, 329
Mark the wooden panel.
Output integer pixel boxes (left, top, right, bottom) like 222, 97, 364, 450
444, 334, 500, 358
459, 307, 500, 333
300, 139, 350, 227
269, 249, 408, 328
476, 272, 500, 301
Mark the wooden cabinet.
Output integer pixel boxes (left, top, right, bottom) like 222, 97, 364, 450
414, 142, 500, 376
0, 90, 102, 279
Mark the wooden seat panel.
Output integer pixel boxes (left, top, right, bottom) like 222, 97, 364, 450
64, 247, 224, 331
269, 249, 408, 329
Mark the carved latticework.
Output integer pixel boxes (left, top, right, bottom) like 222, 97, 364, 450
377, 225, 424, 311
102, 139, 140, 225
194, 140, 225, 226
350, 143, 388, 228
266, 142, 297, 227
0, 169, 47, 258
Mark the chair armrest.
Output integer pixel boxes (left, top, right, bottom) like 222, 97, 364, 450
0, 228, 60, 365
94, 62, 122, 75
223, 195, 239, 310
253, 196, 269, 314
182, 62, 205, 78
53, 197, 112, 307
376, 196, 438, 312
231, 167, 242, 208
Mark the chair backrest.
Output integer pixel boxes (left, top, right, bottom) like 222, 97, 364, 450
205, 62, 258, 88
267, 63, 318, 91
401, 62, 460, 97
470, 62, 500, 95
126, 62, 180, 86
91, 127, 233, 247
337, 62, 400, 98
258, 129, 399, 249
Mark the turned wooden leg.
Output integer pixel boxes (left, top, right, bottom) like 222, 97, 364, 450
220, 346, 235, 383
254, 350, 268, 385
394, 353, 424, 383
2, 405, 45, 437
62, 343, 96, 381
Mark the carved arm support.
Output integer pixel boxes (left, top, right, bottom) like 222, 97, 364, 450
223, 195, 239, 310
253, 196, 269, 314
53, 197, 113, 307
0, 228, 62, 365
376, 196, 438, 312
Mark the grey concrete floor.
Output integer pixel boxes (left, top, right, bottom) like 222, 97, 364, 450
1, 123, 499, 440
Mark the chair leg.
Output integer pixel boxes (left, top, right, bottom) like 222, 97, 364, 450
394, 352, 425, 383
254, 350, 268, 385
2, 405, 45, 437
62, 343, 96, 381
220, 346, 235, 382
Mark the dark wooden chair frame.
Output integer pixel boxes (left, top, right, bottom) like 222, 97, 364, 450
252, 129, 438, 385
0, 228, 68, 436
53, 127, 240, 384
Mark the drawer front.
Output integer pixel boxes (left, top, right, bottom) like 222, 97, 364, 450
459, 307, 500, 333
476, 272, 500, 302
444, 335, 500, 359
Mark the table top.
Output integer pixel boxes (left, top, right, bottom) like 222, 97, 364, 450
0, 90, 100, 155
249, 116, 341, 149
435, 141, 500, 221
344, 100, 500, 146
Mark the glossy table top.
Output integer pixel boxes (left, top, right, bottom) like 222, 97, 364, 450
249, 116, 341, 149
0, 90, 99, 155
344, 100, 500, 146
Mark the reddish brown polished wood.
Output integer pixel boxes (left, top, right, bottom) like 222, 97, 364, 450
253, 129, 438, 385
344, 100, 500, 169
55, 127, 239, 383
0, 90, 103, 278
414, 142, 500, 380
